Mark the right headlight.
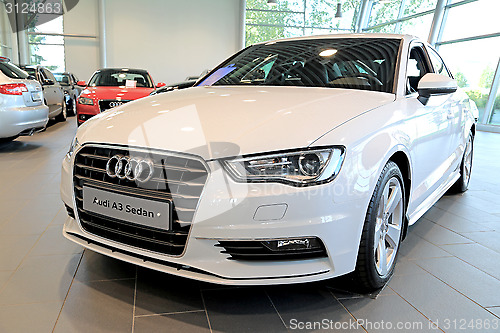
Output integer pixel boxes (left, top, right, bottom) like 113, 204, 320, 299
78, 97, 94, 105
221, 147, 345, 187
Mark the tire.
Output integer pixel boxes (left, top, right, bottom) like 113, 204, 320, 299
70, 97, 77, 116
354, 161, 405, 291
55, 100, 67, 122
449, 132, 473, 193
66, 96, 76, 116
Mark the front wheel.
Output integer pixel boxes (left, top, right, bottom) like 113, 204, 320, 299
354, 161, 405, 291
68, 97, 77, 116
449, 132, 473, 193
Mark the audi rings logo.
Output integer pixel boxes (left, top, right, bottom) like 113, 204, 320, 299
106, 155, 154, 183
109, 101, 123, 108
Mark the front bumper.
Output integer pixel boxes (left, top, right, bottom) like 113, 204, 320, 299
0, 104, 49, 138
76, 103, 99, 124
61, 153, 369, 285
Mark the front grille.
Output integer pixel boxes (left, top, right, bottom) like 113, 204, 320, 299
98, 100, 130, 112
217, 240, 327, 260
73, 144, 208, 255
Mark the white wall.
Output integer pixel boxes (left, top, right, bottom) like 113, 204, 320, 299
64, 0, 244, 84
63, 0, 100, 81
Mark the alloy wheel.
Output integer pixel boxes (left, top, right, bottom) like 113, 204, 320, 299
463, 136, 473, 186
374, 177, 404, 277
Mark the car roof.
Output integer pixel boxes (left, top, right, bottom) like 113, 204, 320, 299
254, 33, 418, 45
96, 68, 149, 73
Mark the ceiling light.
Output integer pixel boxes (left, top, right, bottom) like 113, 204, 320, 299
335, 2, 342, 18
319, 49, 338, 57
267, 0, 278, 6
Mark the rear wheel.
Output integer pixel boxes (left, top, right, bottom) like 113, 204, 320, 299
449, 132, 473, 193
354, 161, 405, 291
55, 100, 67, 122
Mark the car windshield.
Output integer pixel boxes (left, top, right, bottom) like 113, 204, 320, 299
0, 62, 29, 79
198, 38, 401, 93
88, 70, 153, 88
54, 73, 71, 85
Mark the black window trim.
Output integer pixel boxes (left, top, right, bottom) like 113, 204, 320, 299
405, 41, 433, 96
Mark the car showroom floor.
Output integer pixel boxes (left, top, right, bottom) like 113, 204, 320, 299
0, 119, 500, 333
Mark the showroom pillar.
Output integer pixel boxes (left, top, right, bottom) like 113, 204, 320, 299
239, 0, 246, 50
15, 10, 28, 65
355, 0, 372, 33
98, 0, 107, 68
482, 58, 500, 124
428, 0, 447, 46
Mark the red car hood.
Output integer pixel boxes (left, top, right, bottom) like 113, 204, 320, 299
80, 86, 154, 101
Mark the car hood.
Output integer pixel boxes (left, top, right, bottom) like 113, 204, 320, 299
80, 86, 154, 101
78, 86, 394, 160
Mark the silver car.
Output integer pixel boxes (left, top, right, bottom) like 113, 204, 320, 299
0, 57, 49, 143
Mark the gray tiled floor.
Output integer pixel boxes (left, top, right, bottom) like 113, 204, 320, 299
0, 119, 499, 332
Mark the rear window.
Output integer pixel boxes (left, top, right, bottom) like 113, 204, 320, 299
54, 73, 71, 85
0, 62, 29, 79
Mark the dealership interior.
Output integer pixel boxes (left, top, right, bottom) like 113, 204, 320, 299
1, 0, 500, 332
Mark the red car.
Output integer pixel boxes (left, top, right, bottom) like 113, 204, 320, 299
76, 68, 165, 125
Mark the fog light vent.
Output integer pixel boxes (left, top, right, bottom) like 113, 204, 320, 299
217, 237, 327, 261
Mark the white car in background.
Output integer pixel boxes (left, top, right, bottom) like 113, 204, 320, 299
0, 57, 48, 143
61, 34, 477, 290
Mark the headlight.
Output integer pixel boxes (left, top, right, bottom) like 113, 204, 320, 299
67, 137, 80, 157
78, 97, 93, 105
222, 147, 345, 186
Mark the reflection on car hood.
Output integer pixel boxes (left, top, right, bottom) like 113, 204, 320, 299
81, 86, 154, 101
78, 86, 395, 160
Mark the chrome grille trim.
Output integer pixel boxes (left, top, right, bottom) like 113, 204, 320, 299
73, 144, 209, 256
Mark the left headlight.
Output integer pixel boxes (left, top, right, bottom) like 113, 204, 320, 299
67, 137, 80, 157
222, 147, 345, 186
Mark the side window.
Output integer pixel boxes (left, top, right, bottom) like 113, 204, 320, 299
427, 47, 452, 78
43, 68, 57, 82
407, 46, 431, 94
38, 68, 48, 82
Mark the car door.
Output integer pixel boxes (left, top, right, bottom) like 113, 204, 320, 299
43, 68, 63, 116
72, 74, 83, 96
426, 46, 464, 171
404, 43, 455, 214
39, 68, 56, 116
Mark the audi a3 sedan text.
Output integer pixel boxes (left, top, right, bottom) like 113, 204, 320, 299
61, 34, 477, 290
75, 68, 165, 126
19, 65, 67, 122
0, 57, 48, 143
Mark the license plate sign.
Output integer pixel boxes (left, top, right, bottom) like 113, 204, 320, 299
83, 186, 171, 230
31, 91, 42, 102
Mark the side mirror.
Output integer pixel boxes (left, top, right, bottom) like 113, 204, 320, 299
156, 82, 166, 88
43, 79, 54, 86
76, 80, 87, 87
417, 73, 457, 105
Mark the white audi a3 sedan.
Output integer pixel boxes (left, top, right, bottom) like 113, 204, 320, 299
61, 34, 477, 290
0, 57, 49, 143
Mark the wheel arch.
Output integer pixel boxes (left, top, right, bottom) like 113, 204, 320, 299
388, 150, 412, 240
